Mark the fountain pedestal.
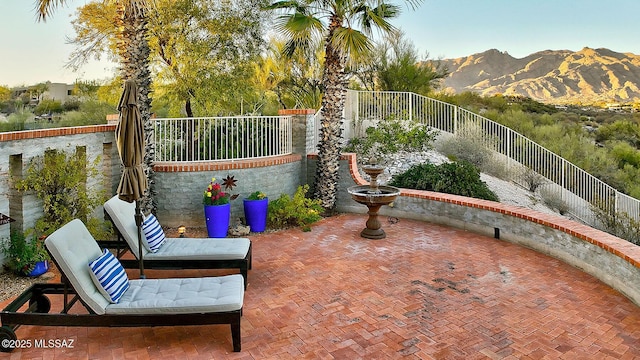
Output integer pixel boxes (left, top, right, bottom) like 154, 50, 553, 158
347, 165, 400, 239
360, 203, 385, 239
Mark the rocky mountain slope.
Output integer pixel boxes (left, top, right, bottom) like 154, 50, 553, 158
438, 47, 640, 104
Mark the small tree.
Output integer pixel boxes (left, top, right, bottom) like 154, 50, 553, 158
33, 99, 63, 116
15, 148, 111, 239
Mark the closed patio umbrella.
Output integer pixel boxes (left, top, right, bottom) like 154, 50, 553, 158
116, 79, 148, 278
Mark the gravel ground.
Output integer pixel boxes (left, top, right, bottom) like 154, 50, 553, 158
1, 151, 560, 303
0, 266, 57, 303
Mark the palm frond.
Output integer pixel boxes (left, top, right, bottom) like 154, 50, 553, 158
35, 0, 66, 21
265, 0, 310, 14
359, 3, 400, 35
403, 0, 424, 11
274, 12, 323, 56
330, 27, 372, 59
36, 0, 155, 21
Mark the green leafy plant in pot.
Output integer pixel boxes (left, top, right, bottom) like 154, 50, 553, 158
0, 231, 50, 276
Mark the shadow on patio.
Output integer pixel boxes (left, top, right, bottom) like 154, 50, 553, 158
2, 213, 640, 359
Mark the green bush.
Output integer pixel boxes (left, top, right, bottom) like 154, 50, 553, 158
267, 185, 323, 231
0, 231, 49, 275
15, 148, 112, 239
389, 160, 499, 201
344, 119, 438, 162
0, 108, 32, 132
58, 100, 113, 126
33, 99, 63, 115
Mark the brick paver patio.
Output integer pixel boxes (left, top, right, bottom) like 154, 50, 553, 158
2, 213, 639, 359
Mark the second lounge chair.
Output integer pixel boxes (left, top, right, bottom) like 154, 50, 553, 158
103, 195, 252, 288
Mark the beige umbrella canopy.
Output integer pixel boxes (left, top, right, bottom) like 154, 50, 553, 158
116, 79, 148, 203
116, 79, 148, 277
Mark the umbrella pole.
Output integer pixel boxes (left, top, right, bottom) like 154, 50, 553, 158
135, 201, 145, 279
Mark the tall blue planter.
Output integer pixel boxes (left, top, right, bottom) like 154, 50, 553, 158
204, 203, 231, 238
243, 198, 268, 232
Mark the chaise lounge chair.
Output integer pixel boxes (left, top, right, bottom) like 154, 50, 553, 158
0, 219, 244, 352
103, 195, 252, 288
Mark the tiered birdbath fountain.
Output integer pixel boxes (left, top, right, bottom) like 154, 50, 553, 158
347, 164, 401, 239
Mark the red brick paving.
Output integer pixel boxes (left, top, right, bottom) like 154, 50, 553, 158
2, 213, 639, 359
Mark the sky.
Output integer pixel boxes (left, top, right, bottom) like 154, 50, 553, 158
1, 0, 640, 88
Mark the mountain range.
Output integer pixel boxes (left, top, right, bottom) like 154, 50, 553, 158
438, 47, 640, 105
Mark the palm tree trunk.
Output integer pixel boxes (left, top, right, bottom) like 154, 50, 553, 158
314, 16, 346, 213
118, 4, 157, 214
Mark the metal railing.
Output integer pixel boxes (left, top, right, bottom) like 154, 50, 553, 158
343, 90, 640, 226
153, 115, 293, 162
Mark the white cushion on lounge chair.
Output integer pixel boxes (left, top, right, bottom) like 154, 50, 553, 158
146, 238, 248, 260
104, 195, 250, 260
45, 219, 244, 316
106, 275, 243, 314
45, 219, 115, 314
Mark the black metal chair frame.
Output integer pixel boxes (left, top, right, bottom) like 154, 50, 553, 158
0, 255, 242, 353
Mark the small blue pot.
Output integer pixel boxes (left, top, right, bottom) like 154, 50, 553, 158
27, 260, 49, 277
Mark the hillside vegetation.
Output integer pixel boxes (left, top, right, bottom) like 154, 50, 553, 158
433, 92, 640, 199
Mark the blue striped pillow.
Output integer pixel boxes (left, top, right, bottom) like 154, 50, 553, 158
88, 249, 129, 303
141, 214, 166, 252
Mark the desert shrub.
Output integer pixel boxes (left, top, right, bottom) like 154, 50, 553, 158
33, 99, 63, 115
58, 100, 113, 126
62, 99, 81, 112
591, 200, 640, 245
343, 119, 438, 162
389, 160, 499, 201
267, 185, 323, 231
438, 124, 493, 170
481, 154, 511, 179
0, 108, 32, 132
540, 187, 570, 215
521, 167, 546, 192
15, 148, 112, 239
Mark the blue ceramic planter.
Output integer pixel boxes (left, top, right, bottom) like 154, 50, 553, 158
243, 198, 268, 232
204, 203, 231, 238
27, 260, 49, 277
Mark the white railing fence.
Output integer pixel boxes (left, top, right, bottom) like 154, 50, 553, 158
153, 116, 292, 162
342, 90, 640, 227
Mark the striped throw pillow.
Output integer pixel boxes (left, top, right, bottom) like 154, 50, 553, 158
141, 214, 166, 252
88, 249, 129, 303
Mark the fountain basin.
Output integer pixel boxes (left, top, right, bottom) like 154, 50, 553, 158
348, 184, 400, 239
348, 185, 401, 205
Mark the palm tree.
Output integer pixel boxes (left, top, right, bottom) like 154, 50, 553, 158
267, 0, 422, 213
35, 0, 157, 213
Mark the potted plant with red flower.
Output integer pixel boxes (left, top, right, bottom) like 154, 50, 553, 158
203, 177, 232, 237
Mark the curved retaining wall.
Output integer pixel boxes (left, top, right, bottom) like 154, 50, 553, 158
319, 153, 640, 307
154, 154, 303, 228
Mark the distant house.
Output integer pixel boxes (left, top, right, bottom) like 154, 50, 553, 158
12, 83, 76, 105
44, 83, 76, 102
606, 103, 635, 112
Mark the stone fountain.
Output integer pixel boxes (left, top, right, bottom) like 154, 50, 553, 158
347, 164, 401, 239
